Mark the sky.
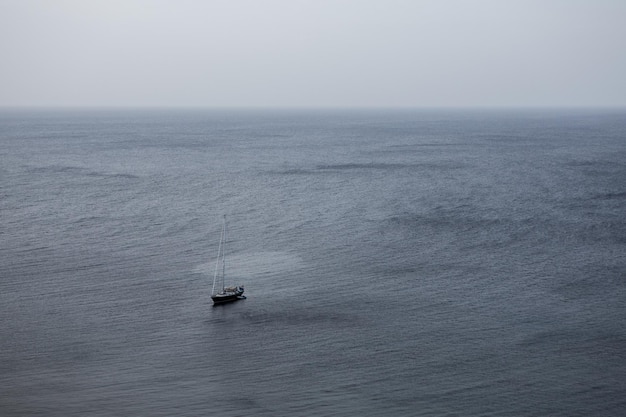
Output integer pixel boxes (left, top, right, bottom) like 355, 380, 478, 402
1, 0, 625, 108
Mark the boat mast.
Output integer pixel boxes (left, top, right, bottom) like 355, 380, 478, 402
222, 215, 226, 292
211, 217, 226, 295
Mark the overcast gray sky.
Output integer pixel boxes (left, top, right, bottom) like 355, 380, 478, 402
1, 0, 625, 108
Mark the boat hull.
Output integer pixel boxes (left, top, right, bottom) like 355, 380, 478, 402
211, 286, 245, 304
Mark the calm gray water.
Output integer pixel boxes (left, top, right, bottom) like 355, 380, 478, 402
1, 108, 625, 416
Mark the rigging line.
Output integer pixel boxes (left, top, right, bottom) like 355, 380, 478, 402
211, 219, 225, 295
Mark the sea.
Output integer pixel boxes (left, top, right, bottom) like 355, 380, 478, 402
1, 108, 625, 416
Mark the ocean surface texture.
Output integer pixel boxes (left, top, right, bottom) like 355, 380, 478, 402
1, 109, 625, 416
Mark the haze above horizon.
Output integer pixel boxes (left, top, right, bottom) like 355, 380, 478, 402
2, 0, 625, 108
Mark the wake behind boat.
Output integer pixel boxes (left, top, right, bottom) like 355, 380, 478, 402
211, 216, 245, 305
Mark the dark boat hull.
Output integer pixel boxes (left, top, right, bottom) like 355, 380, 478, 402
211, 286, 245, 304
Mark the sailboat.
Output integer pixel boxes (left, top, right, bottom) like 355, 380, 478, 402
211, 216, 245, 305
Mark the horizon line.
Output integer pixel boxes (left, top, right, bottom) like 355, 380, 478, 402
2, 104, 626, 111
